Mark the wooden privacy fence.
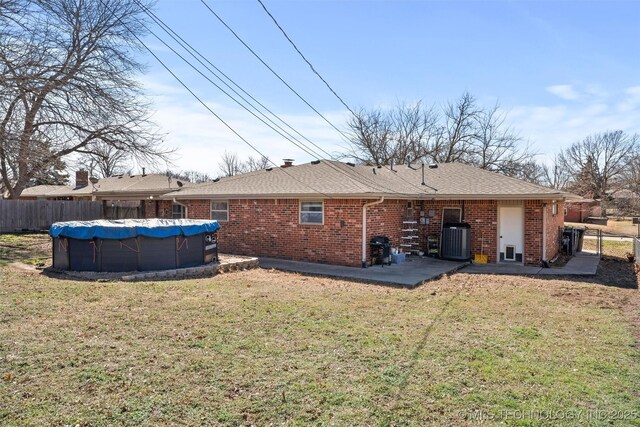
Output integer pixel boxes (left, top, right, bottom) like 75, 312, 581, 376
0, 200, 103, 233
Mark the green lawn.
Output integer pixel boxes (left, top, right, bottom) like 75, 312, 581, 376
1, 272, 638, 426
0, 235, 639, 426
583, 238, 634, 258
0, 233, 50, 267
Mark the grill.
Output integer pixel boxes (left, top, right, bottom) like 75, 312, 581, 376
370, 235, 391, 266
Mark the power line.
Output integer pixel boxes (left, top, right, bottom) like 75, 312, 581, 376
199, 0, 352, 142
134, 1, 325, 161
102, 0, 435, 197
198, 0, 437, 194
255, 0, 356, 117
132, 1, 430, 196
94, 1, 334, 199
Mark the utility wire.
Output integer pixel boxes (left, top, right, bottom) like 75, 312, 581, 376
133, 1, 429, 196
198, 0, 437, 194
143, 46, 333, 198
256, 0, 356, 117
95, 0, 334, 199
199, 0, 352, 142
135, 1, 324, 161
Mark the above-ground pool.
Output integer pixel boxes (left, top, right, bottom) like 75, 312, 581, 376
50, 219, 220, 272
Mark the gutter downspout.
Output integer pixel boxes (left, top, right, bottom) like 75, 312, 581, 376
362, 197, 385, 268
172, 198, 188, 218
542, 203, 547, 264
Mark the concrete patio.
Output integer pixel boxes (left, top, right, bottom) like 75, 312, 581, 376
259, 252, 601, 287
461, 252, 600, 276
258, 256, 468, 288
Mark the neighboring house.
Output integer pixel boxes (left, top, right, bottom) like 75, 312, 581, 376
158, 160, 575, 267
19, 170, 192, 218
607, 189, 640, 217
564, 198, 600, 223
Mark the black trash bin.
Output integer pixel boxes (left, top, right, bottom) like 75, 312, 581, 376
441, 222, 472, 261
370, 236, 391, 267
562, 227, 582, 255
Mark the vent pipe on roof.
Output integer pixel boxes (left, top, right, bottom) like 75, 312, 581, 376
142, 167, 146, 177
421, 163, 426, 186
390, 159, 394, 172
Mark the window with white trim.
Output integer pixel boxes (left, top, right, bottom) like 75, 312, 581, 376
210, 201, 228, 222
300, 201, 323, 225
172, 203, 185, 219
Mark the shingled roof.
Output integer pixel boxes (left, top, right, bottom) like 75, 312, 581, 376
164, 160, 575, 201
19, 174, 194, 199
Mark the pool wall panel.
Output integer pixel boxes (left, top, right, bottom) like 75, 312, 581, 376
176, 235, 204, 268
100, 238, 139, 272
52, 238, 70, 270
68, 239, 100, 271
138, 236, 178, 271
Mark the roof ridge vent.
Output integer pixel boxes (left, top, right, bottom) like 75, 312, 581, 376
346, 162, 355, 167
311, 160, 321, 165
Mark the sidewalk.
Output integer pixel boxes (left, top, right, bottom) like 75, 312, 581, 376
461, 252, 599, 276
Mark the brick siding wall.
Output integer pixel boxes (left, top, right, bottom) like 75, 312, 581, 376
183, 198, 365, 266
545, 201, 564, 261
143, 197, 560, 267
524, 200, 564, 265
524, 200, 544, 265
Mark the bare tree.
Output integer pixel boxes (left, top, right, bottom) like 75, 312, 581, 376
622, 154, 640, 196
540, 154, 571, 190
391, 101, 441, 163
217, 150, 245, 177
434, 92, 481, 163
164, 169, 212, 183
469, 103, 535, 175
244, 155, 270, 172
76, 142, 132, 178
560, 131, 638, 202
347, 108, 394, 166
345, 93, 535, 177
0, 0, 171, 198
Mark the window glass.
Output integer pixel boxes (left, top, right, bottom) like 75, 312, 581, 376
442, 208, 461, 224
172, 204, 185, 219
300, 201, 323, 224
211, 201, 228, 221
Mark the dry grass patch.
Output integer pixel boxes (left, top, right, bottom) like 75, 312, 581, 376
566, 219, 638, 237
583, 238, 633, 259
1, 262, 639, 426
0, 233, 50, 267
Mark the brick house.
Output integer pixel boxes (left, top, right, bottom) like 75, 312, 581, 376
19, 170, 192, 218
564, 198, 600, 223
159, 160, 574, 267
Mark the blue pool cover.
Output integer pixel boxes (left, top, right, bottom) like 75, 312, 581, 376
50, 219, 220, 240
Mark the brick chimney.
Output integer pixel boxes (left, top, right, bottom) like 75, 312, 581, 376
281, 159, 294, 168
75, 169, 89, 188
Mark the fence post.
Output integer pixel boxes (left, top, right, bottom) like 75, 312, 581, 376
599, 229, 602, 258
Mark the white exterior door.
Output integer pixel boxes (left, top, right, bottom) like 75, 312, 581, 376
499, 206, 524, 262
